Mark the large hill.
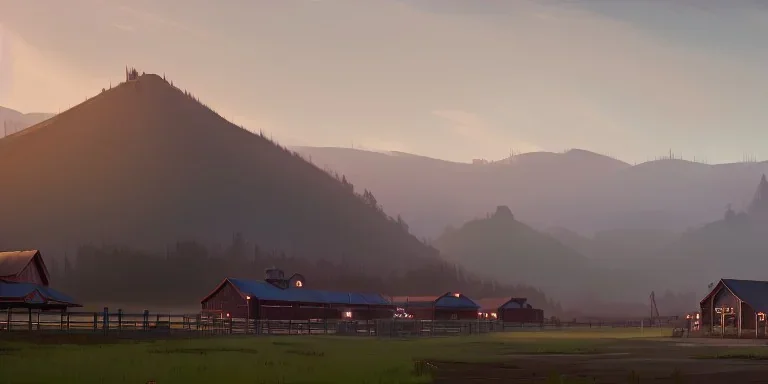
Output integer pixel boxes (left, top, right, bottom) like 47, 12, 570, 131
295, 146, 768, 238
433, 206, 588, 300
0, 74, 438, 273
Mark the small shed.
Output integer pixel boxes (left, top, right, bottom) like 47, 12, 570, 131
201, 269, 394, 321
391, 292, 480, 320
0, 250, 81, 312
496, 297, 544, 323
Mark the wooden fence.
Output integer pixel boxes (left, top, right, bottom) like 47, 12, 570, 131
0, 308, 675, 337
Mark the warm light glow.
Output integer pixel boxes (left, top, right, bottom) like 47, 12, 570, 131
759, 313, 766, 321
343, 311, 352, 319
295, 281, 303, 287
453, 293, 460, 298
686, 314, 691, 319
695, 313, 700, 319
246, 296, 251, 300
491, 313, 497, 319
226, 313, 230, 317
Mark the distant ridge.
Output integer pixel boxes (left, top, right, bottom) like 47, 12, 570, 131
0, 106, 54, 138
0, 73, 439, 273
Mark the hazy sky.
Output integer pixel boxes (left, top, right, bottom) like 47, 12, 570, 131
1, 0, 768, 163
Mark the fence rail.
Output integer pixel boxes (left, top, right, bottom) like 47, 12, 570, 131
0, 309, 675, 337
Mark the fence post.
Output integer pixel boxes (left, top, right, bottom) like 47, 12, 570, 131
92, 312, 97, 332
117, 309, 123, 333
27, 309, 32, 331
60, 309, 65, 331
103, 307, 109, 335
66, 312, 71, 332
6, 309, 11, 332
143, 310, 149, 331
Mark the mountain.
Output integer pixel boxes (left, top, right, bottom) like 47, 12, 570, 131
433, 206, 588, 299
294, 146, 768, 238
0, 74, 439, 273
296, 146, 630, 238
660, 174, 768, 287
547, 226, 679, 268
0, 106, 54, 137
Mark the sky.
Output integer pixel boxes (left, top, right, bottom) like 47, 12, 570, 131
1, 0, 768, 164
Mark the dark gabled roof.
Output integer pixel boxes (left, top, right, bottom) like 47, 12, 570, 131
0, 282, 81, 307
201, 278, 392, 306
719, 279, 768, 313
0, 250, 50, 286
392, 292, 480, 309
499, 297, 531, 310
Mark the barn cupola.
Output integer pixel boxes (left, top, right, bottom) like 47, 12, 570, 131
265, 267, 288, 289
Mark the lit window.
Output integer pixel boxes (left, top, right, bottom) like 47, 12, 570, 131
695, 313, 700, 319
491, 313, 497, 319
759, 313, 766, 321
295, 281, 303, 287
453, 293, 460, 298
343, 311, 352, 319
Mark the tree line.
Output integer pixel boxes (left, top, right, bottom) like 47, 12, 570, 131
46, 234, 562, 315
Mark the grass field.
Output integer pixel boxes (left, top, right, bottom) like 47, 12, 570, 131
0, 328, 676, 384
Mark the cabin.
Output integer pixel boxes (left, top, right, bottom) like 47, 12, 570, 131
391, 292, 480, 320
200, 268, 394, 321
475, 297, 544, 323
700, 278, 768, 337
497, 297, 544, 323
0, 250, 81, 311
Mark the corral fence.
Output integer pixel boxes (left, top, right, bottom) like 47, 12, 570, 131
0, 308, 675, 337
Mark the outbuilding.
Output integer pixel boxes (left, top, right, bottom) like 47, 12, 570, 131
201, 268, 394, 321
475, 297, 544, 323
0, 250, 81, 329
700, 278, 768, 337
391, 292, 480, 320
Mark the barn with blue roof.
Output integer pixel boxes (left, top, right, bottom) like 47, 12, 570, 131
391, 292, 480, 320
0, 250, 81, 328
201, 268, 395, 321
700, 278, 768, 337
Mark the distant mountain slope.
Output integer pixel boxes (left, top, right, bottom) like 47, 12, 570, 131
433, 206, 588, 297
294, 146, 768, 238
0, 74, 438, 273
295, 146, 632, 237
661, 175, 768, 284
0, 106, 54, 137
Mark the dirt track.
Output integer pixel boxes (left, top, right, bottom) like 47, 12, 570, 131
431, 339, 768, 383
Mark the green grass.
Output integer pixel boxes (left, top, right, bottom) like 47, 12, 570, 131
0, 328, 668, 384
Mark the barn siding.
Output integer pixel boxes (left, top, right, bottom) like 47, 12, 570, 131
713, 287, 739, 310
3, 261, 45, 285
202, 283, 247, 318
500, 308, 544, 323
434, 308, 477, 321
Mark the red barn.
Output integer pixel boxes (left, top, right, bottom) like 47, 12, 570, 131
0, 250, 81, 311
391, 292, 480, 320
201, 268, 394, 321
